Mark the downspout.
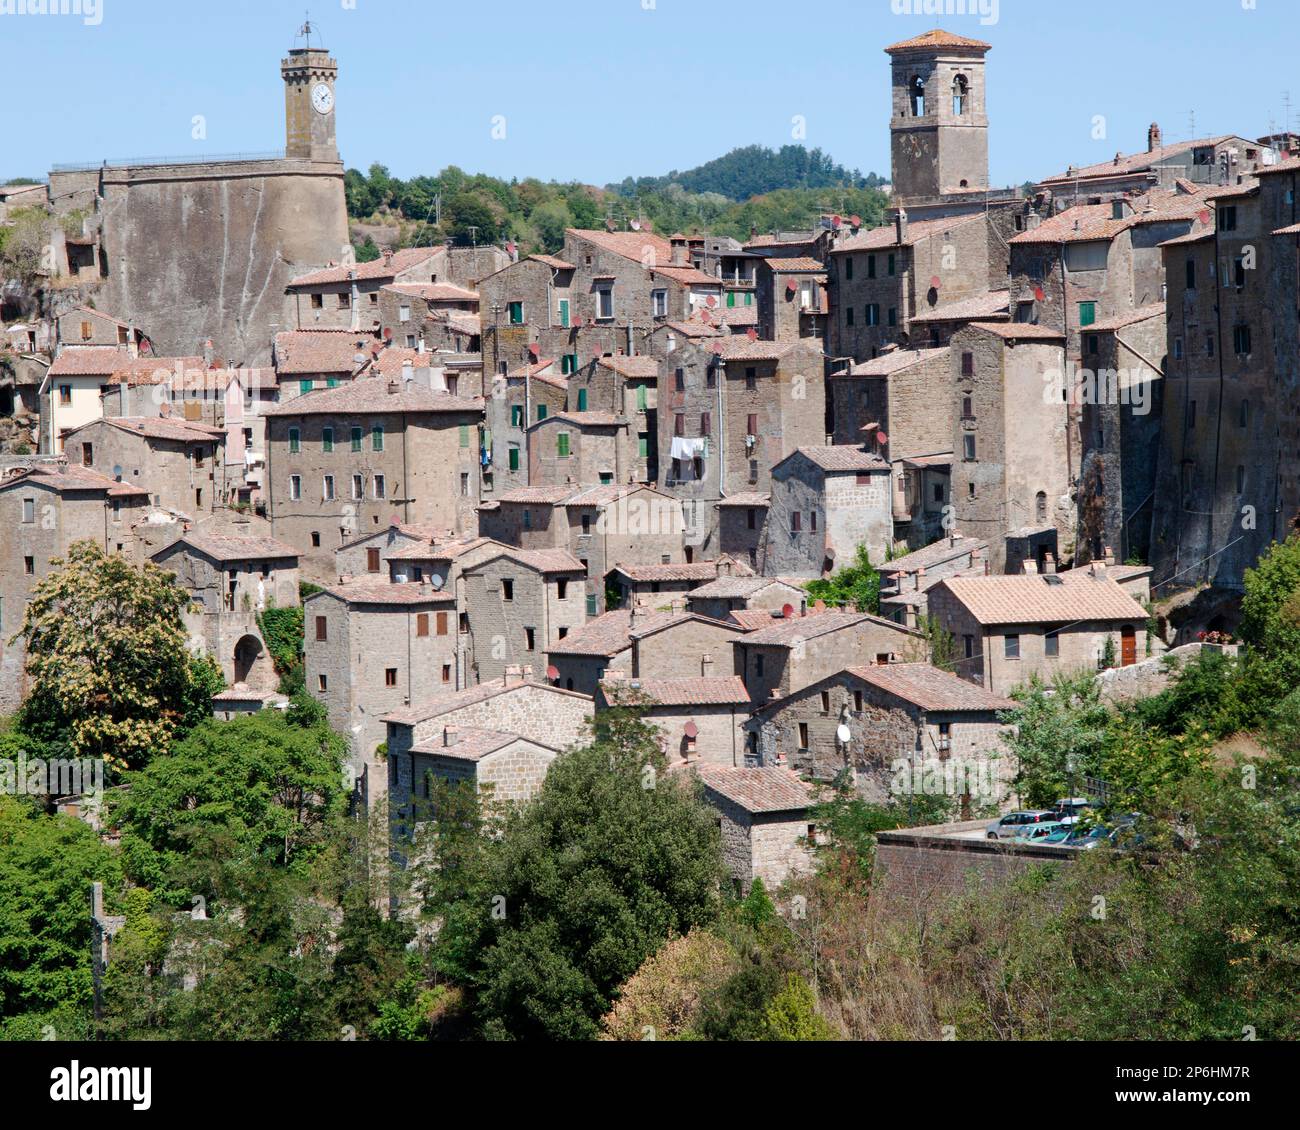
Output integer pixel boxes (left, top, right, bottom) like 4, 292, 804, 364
1208, 220, 1227, 584
716, 358, 728, 500
401, 411, 410, 524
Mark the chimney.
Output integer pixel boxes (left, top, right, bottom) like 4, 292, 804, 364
749, 224, 758, 243
949, 527, 959, 548
1103, 545, 1116, 566
504, 664, 524, 686
402, 359, 414, 383
1148, 122, 1162, 152
718, 557, 734, 577
671, 237, 686, 267
387, 379, 400, 395
1022, 560, 1035, 575
1090, 561, 1108, 580
127, 322, 138, 359
915, 566, 925, 592
894, 208, 908, 245
1044, 553, 1057, 575
443, 725, 458, 748
670, 597, 686, 616
701, 653, 715, 677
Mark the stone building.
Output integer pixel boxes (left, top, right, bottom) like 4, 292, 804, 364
460, 547, 588, 684
527, 410, 629, 489
0, 465, 149, 711
404, 725, 561, 809
385, 674, 595, 831
927, 568, 1150, 697
767, 446, 894, 576
376, 282, 479, 350
150, 532, 300, 692
829, 346, 954, 548
605, 557, 754, 610
62, 415, 226, 518
877, 534, 989, 628
715, 492, 771, 571
304, 579, 461, 799
597, 674, 751, 772
746, 663, 1014, 804
734, 610, 926, 706
211, 686, 289, 720
1150, 157, 1300, 591
286, 248, 446, 333
273, 329, 377, 398
547, 607, 743, 697
482, 358, 569, 492
477, 230, 723, 380
47, 42, 350, 364
755, 257, 829, 343
55, 307, 151, 352
262, 378, 485, 579
478, 482, 685, 615
947, 322, 1071, 572
685, 576, 807, 622
39, 347, 132, 454
696, 765, 815, 896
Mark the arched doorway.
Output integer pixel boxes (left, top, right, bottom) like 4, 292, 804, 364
233, 635, 273, 691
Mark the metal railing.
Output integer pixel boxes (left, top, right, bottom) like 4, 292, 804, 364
51, 151, 287, 173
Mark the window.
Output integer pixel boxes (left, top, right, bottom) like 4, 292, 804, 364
511, 404, 525, 429
459, 423, 471, 449
706, 366, 717, 390
791, 511, 802, 533
1086, 334, 1099, 355
1233, 325, 1252, 355
374, 474, 386, 499
1239, 400, 1249, 428
867, 254, 877, 280
59, 384, 72, 406
798, 722, 810, 750
442, 664, 452, 684
820, 690, 831, 714
963, 434, 976, 462
507, 301, 524, 325
961, 351, 974, 377
22, 498, 34, 523
536, 403, 548, 422
865, 304, 880, 326
351, 426, 363, 452
1237, 465, 1246, 493
1036, 491, 1048, 523
318, 674, 328, 692
435, 611, 448, 636
311, 531, 321, 547
399, 304, 411, 324
747, 508, 757, 530
1187, 400, 1197, 429
323, 475, 335, 501
524, 627, 536, 651
372, 424, 384, 452
810, 511, 818, 532
290, 475, 302, 501
385, 668, 398, 688
952, 73, 968, 115
747, 413, 758, 437
845, 257, 854, 281
1218, 205, 1237, 232
522, 508, 532, 531
964, 635, 975, 659
1078, 301, 1097, 327
1174, 336, 1184, 360
557, 432, 571, 458
558, 299, 570, 328
596, 285, 614, 319
1045, 631, 1060, 658
887, 307, 897, 327
1206, 332, 1216, 358
1185, 259, 1196, 290
700, 411, 711, 436
352, 474, 364, 500
338, 292, 350, 309
24, 555, 35, 576
288, 427, 301, 454
502, 579, 514, 602
887, 253, 896, 276
300, 379, 313, 395
315, 615, 328, 642
577, 388, 588, 411
637, 433, 649, 459
508, 446, 520, 472
322, 427, 334, 453
1004, 634, 1020, 660
756, 653, 765, 677
846, 307, 855, 326
652, 289, 668, 317
635, 384, 648, 411
748, 459, 759, 483
674, 413, 684, 436
367, 548, 381, 573
961, 394, 974, 419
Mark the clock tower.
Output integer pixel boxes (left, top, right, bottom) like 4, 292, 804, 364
282, 39, 339, 163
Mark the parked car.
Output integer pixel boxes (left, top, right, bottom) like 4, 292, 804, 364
1045, 824, 1110, 848
1052, 797, 1093, 825
1012, 821, 1073, 843
985, 811, 1059, 840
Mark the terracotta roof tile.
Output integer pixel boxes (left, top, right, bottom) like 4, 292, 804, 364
883, 536, 988, 575
410, 726, 559, 761
740, 611, 875, 647
884, 28, 992, 53
313, 579, 457, 606
782, 446, 890, 473
697, 765, 810, 814
961, 322, 1065, 341
687, 576, 798, 600
49, 347, 134, 377
168, 534, 299, 563
547, 610, 679, 657
383, 677, 590, 726
474, 547, 586, 575
596, 354, 660, 378
842, 663, 1016, 712
288, 247, 443, 288
2, 464, 148, 498
274, 330, 376, 376
935, 570, 1148, 626
1039, 136, 1236, 186
763, 257, 824, 272
528, 253, 576, 270
568, 228, 674, 265
845, 346, 950, 378
908, 290, 1010, 325
601, 676, 750, 707
92, 416, 224, 443
835, 212, 983, 253
382, 282, 478, 303
610, 559, 755, 583
263, 378, 482, 417
716, 492, 770, 507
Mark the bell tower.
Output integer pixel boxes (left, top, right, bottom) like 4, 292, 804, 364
885, 29, 990, 204
282, 24, 338, 163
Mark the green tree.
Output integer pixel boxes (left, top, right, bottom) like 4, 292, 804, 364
15, 541, 198, 770
764, 973, 837, 1040
1001, 672, 1111, 808
804, 544, 881, 614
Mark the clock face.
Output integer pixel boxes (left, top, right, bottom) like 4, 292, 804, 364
311, 83, 334, 115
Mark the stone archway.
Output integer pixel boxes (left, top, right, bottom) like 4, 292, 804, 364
232, 634, 274, 693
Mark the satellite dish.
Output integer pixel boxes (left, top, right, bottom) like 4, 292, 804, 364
112, 464, 123, 480
683, 721, 699, 739
930, 275, 942, 289
546, 664, 560, 681
383, 328, 393, 341
876, 430, 889, 446
786, 279, 799, 294
782, 603, 795, 618
706, 295, 717, 308
836, 723, 852, 745
1034, 286, 1046, 302
849, 214, 862, 227
746, 328, 759, 341
430, 573, 445, 591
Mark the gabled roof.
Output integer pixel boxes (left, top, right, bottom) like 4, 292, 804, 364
1039, 136, 1237, 186
0, 464, 148, 498
884, 535, 987, 575
471, 547, 586, 575
600, 676, 750, 708
609, 559, 755, 583
739, 611, 875, 647
383, 677, 591, 726
48, 347, 133, 377
410, 726, 560, 762
262, 378, 483, 417
547, 609, 678, 658
528, 253, 576, 270
1087, 304, 1166, 332
567, 228, 674, 265
845, 346, 950, 378
287, 247, 443, 288
762, 257, 824, 272
687, 576, 801, 600
70, 416, 224, 444
161, 533, 299, 563
311, 579, 457, 607
697, 765, 811, 814
382, 282, 478, 303
777, 446, 890, 473
934, 570, 1148, 626
716, 492, 770, 508
908, 290, 1010, 325
528, 410, 623, 429
834, 212, 983, 253
842, 664, 1016, 712
596, 354, 660, 379
959, 322, 1065, 342
492, 485, 575, 505
274, 329, 376, 376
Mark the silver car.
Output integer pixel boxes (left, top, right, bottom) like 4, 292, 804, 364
985, 810, 1060, 840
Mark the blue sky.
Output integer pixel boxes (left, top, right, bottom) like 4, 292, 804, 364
3, 0, 1296, 189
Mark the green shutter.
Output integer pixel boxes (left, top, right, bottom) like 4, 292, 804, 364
326, 378, 338, 388
559, 299, 569, 328
322, 428, 333, 453
351, 426, 362, 452
299, 380, 312, 394
577, 388, 588, 411
509, 447, 520, 471
1079, 302, 1097, 327
372, 424, 384, 452
557, 432, 570, 457
459, 424, 470, 448
727, 291, 736, 308
508, 301, 523, 324
511, 404, 523, 428
638, 433, 649, 459
537, 403, 548, 422
636, 384, 647, 411
745, 291, 753, 306
586, 594, 598, 617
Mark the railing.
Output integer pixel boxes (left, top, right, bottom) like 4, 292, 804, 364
51, 151, 286, 173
